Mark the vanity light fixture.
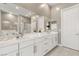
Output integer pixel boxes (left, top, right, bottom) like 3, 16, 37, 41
7, 13, 14, 18
40, 4, 46, 8
14, 22, 18, 25
3, 21, 10, 24
35, 15, 39, 18
25, 14, 27, 16
25, 14, 29, 17
32, 16, 36, 19
8, 13, 13, 17
56, 7, 60, 11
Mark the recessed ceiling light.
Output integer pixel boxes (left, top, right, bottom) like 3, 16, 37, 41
25, 14, 28, 16
14, 22, 18, 25
8, 13, 12, 16
40, 4, 46, 8
25, 14, 30, 17
35, 15, 39, 18
56, 7, 60, 11
32, 16, 36, 19
16, 6, 20, 9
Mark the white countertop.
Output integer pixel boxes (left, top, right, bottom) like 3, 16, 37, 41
0, 31, 58, 46
22, 31, 58, 41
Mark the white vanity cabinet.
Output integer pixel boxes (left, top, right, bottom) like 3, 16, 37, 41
46, 35, 54, 51
48, 33, 58, 50
34, 32, 58, 56
0, 32, 58, 56
20, 45, 34, 56
33, 36, 49, 56
6, 50, 18, 56
41, 39, 51, 55
20, 39, 34, 56
34, 38, 49, 56
0, 40, 18, 56
53, 33, 58, 47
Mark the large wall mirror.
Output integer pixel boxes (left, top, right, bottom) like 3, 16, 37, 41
20, 16, 31, 33
50, 21, 57, 31
1, 11, 18, 31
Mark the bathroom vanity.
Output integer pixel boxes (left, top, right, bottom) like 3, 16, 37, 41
0, 31, 58, 56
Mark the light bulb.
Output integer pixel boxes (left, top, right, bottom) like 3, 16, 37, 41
3, 21, 10, 24
40, 4, 46, 8
16, 6, 20, 9
56, 7, 60, 11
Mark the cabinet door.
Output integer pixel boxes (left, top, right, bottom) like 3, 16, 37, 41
47, 36, 54, 49
0, 49, 18, 56
0, 42, 18, 56
35, 40, 49, 56
34, 42, 43, 56
6, 51, 18, 56
46, 34, 58, 51
21, 45, 34, 56
53, 34, 58, 47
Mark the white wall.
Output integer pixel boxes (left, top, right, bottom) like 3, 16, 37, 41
51, 7, 61, 43
50, 4, 77, 44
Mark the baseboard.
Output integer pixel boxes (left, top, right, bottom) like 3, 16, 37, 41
58, 43, 79, 52
44, 45, 58, 56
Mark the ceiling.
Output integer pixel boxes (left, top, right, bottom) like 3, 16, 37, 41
16, 3, 77, 17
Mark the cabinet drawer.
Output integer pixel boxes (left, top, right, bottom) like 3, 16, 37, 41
21, 45, 34, 56
0, 43, 18, 55
20, 40, 33, 48
7, 51, 18, 56
42, 40, 49, 48
0, 50, 18, 56
35, 39, 49, 56
35, 36, 48, 43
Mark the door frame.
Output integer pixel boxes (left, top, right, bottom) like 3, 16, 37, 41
61, 4, 79, 46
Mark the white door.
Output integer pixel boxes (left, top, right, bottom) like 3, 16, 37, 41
61, 4, 79, 50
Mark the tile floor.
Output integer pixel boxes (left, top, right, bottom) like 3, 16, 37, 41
46, 46, 79, 56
